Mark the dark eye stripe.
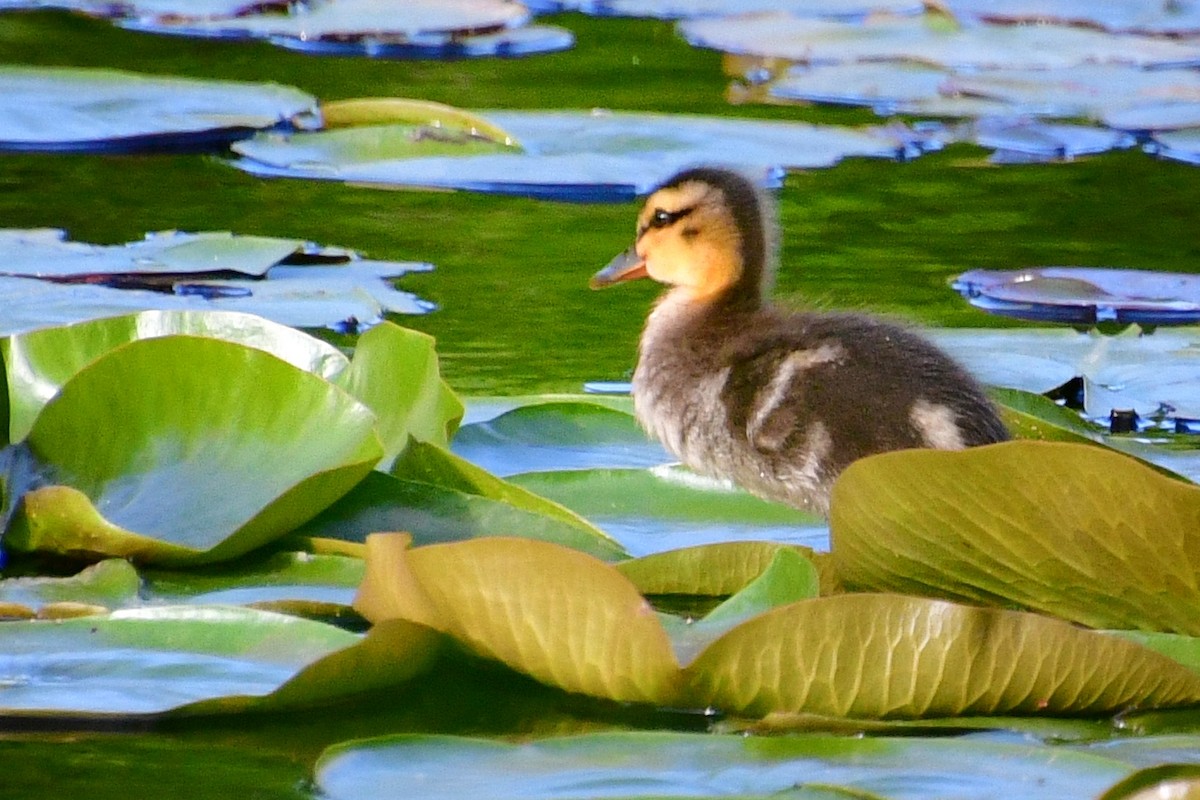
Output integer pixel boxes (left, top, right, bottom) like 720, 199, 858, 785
646, 205, 695, 231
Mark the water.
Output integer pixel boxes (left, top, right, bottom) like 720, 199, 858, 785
2, 7, 1200, 799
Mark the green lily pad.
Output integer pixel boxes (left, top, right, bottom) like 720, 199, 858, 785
451, 400, 666, 476
510, 466, 827, 556
143, 551, 365, 608
313, 730, 1137, 800
6, 335, 383, 565
296, 463, 627, 562
334, 322, 463, 468
0, 604, 439, 717
2, 309, 349, 443
830, 441, 1200, 634
659, 547, 819, 666
0, 605, 359, 715
616, 540, 838, 597
0, 558, 141, 615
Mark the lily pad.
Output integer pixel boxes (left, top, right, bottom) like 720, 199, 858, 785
313, 730, 1136, 800
680, 13, 1200, 69
1152, 128, 1200, 166
537, 0, 924, 19
952, 267, 1200, 327
930, 327, 1200, 430
615, 540, 839, 597
452, 400, 668, 476
353, 534, 1200, 717
233, 108, 918, 201
510, 466, 828, 556
120, 0, 574, 59
0, 229, 433, 335
354, 534, 681, 705
769, 63, 1200, 134
0, 558, 141, 616
2, 309, 349, 443
0, 604, 437, 716
297, 447, 627, 561
946, 0, 1200, 37
830, 441, 1200, 634
143, 551, 364, 609
0, 605, 359, 715
0, 65, 316, 152
334, 322, 463, 467
6, 335, 384, 565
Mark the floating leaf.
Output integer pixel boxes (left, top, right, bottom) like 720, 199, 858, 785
616, 540, 838, 597
351, 534, 1200, 718
452, 400, 667, 476
322, 98, 522, 148
0, 229, 433, 335
2, 309, 349, 442
390, 439, 626, 558
233, 110, 916, 201
511, 466, 827, 556
0, 65, 316, 152
946, 0, 1200, 37
297, 460, 627, 561
354, 533, 680, 705
830, 441, 1200, 634
0, 605, 361, 716
769, 63, 1200, 136
6, 336, 383, 565
118, 0, 574, 60
952, 267, 1200, 327
313, 730, 1137, 800
1096, 765, 1200, 800
546, 0, 924, 19
143, 551, 365, 609
0, 558, 140, 615
680, 13, 1200, 69
685, 593, 1200, 718
661, 547, 819, 666
334, 322, 463, 467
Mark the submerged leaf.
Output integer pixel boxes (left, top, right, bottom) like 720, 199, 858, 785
686, 594, 1200, 718
354, 534, 680, 705
830, 441, 1200, 634
6, 336, 383, 565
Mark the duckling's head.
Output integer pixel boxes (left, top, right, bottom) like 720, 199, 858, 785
590, 167, 776, 306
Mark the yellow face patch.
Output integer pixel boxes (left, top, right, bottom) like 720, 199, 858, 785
633, 180, 744, 300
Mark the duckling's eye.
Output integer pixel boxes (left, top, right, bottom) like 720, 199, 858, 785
648, 206, 693, 229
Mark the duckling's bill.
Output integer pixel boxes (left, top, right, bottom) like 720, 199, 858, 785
590, 246, 648, 289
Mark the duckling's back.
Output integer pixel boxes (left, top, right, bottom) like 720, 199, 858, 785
633, 297, 1009, 515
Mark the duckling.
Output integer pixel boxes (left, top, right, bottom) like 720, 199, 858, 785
590, 166, 1009, 515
